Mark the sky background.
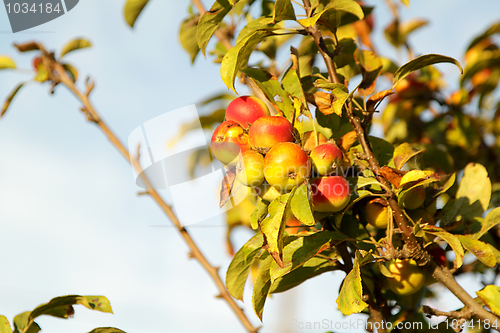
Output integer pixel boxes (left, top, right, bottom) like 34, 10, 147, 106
0, 0, 499, 333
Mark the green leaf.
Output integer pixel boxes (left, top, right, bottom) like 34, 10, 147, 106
386, 19, 428, 47
354, 177, 382, 190
180, 16, 200, 63
270, 230, 346, 282
0, 56, 16, 70
336, 257, 368, 315
235, 17, 276, 45
196, 0, 233, 56
297, 6, 341, 31
392, 54, 463, 89
251, 198, 269, 230
79, 296, 113, 313
88, 329, 126, 333
252, 256, 273, 321
290, 183, 315, 226
0, 316, 12, 333
399, 170, 437, 187
393, 142, 426, 170
314, 80, 347, 92
455, 163, 491, 220
350, 136, 394, 167
330, 86, 349, 116
487, 244, 500, 265
461, 49, 500, 86
272, 0, 296, 22
422, 225, 464, 269
456, 235, 496, 267
60, 38, 92, 58
221, 30, 269, 92
282, 66, 306, 107
62, 63, 78, 82
260, 191, 294, 268
242, 67, 292, 114
29, 295, 112, 321
226, 233, 264, 300
1, 83, 25, 117
329, 0, 364, 20
270, 256, 339, 293
476, 207, 500, 240
124, 0, 150, 27
467, 22, 500, 51
476, 285, 500, 317
13, 312, 40, 333
355, 49, 383, 94
434, 173, 456, 198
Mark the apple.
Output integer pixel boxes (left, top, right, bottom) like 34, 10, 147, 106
365, 199, 391, 229
310, 143, 343, 176
248, 116, 294, 150
236, 150, 265, 186
387, 259, 425, 296
311, 176, 350, 212
225, 96, 270, 129
253, 182, 282, 202
263, 142, 310, 192
285, 215, 302, 234
402, 186, 426, 210
302, 130, 327, 150
210, 120, 250, 166
426, 243, 447, 267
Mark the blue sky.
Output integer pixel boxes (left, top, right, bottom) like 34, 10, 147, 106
0, 1, 499, 332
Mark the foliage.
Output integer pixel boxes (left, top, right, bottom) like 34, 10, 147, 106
0, 295, 120, 333
2, 0, 500, 332
173, 0, 500, 329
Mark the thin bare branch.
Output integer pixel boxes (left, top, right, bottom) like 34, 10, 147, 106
302, 0, 340, 84
40, 44, 259, 333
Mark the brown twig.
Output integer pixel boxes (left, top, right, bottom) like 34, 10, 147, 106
35, 44, 258, 333
302, 0, 340, 84
368, 304, 387, 333
344, 101, 499, 324
422, 304, 473, 320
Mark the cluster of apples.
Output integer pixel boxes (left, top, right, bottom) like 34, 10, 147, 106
210, 96, 351, 213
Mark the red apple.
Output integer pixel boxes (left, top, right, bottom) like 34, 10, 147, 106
210, 120, 250, 166
311, 176, 350, 212
225, 96, 270, 129
303, 131, 328, 150
263, 142, 310, 192
426, 243, 447, 267
310, 143, 343, 176
248, 116, 294, 150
